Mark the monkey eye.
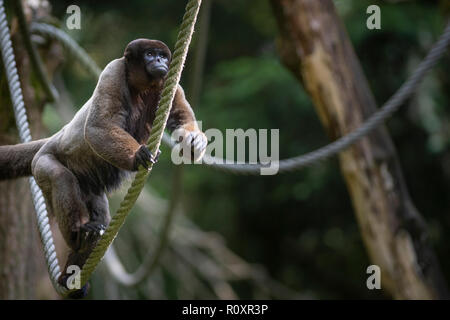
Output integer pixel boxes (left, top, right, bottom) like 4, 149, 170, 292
146, 51, 154, 57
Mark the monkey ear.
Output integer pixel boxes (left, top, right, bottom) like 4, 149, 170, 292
124, 49, 131, 61
124, 45, 136, 62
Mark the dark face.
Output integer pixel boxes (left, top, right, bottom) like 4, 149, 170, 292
124, 39, 172, 88
144, 46, 170, 79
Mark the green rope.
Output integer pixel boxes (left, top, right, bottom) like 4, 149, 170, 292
78, 0, 202, 288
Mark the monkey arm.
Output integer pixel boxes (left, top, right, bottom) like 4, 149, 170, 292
168, 85, 207, 161
167, 85, 199, 132
84, 104, 141, 171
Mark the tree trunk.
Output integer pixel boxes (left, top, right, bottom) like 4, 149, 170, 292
270, 0, 448, 299
0, 0, 63, 299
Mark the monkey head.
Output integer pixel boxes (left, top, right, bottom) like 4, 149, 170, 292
124, 39, 172, 90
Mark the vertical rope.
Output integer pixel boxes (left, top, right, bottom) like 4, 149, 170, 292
79, 0, 202, 287
0, 0, 67, 295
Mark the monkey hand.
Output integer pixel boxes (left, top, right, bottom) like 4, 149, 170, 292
174, 127, 208, 162
78, 222, 107, 251
133, 145, 161, 170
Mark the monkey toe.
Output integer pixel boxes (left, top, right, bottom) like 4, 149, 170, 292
63, 280, 90, 299
81, 222, 106, 238
67, 283, 90, 299
58, 274, 90, 299
77, 222, 106, 250
81, 221, 106, 232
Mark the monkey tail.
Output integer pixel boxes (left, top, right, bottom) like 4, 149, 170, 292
0, 139, 49, 180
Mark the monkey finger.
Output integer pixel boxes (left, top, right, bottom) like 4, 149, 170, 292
136, 156, 149, 169
152, 149, 162, 163
194, 133, 207, 149
140, 158, 150, 169
135, 145, 155, 168
185, 133, 194, 145
144, 148, 158, 164
141, 146, 153, 158
196, 132, 206, 144
83, 222, 106, 232
190, 132, 200, 144
193, 137, 203, 150
199, 139, 208, 152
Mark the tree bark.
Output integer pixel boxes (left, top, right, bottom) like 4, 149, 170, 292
0, 0, 63, 299
270, 0, 448, 299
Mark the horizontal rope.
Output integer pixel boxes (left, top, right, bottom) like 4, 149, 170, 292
32, 21, 450, 175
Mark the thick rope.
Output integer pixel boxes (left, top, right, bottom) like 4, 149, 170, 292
79, 0, 202, 288
0, 0, 67, 295
32, 21, 450, 175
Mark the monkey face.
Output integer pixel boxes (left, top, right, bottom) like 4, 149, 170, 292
144, 47, 170, 79
124, 39, 172, 87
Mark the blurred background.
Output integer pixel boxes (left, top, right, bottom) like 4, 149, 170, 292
1, 0, 449, 299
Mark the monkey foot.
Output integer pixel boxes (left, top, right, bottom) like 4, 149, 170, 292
58, 274, 90, 299
81, 221, 106, 234
67, 283, 90, 299
75, 222, 106, 251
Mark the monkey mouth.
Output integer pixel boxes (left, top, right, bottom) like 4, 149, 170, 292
151, 66, 168, 78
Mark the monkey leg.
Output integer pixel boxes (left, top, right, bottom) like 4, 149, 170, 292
32, 153, 91, 251
86, 192, 111, 231
69, 192, 111, 261
59, 193, 111, 297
